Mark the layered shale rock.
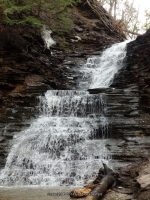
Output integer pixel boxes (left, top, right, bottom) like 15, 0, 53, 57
126, 30, 150, 112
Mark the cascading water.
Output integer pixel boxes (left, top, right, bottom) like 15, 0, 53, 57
78, 40, 128, 89
0, 41, 128, 186
42, 26, 56, 49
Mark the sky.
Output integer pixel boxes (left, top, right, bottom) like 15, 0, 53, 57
134, 0, 150, 24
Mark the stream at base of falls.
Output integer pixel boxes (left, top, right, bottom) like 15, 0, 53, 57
1, 40, 145, 187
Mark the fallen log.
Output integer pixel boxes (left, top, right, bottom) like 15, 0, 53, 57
86, 174, 116, 200
123, 29, 141, 36
70, 187, 93, 198
70, 163, 116, 199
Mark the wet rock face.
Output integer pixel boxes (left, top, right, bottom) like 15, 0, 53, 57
111, 30, 150, 133
114, 31, 150, 138
126, 30, 150, 111
0, 25, 69, 91
0, 25, 75, 120
69, 3, 125, 53
126, 30, 150, 72
100, 31, 150, 173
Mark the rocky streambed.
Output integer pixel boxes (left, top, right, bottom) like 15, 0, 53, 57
0, 159, 150, 200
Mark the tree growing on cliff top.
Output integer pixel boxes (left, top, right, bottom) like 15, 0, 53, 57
98, 0, 140, 38
143, 10, 150, 31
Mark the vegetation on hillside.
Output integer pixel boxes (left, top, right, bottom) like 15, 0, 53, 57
98, 0, 140, 38
99, 0, 149, 38
143, 10, 150, 31
0, 0, 80, 31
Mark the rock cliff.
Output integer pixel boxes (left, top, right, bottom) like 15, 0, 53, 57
126, 30, 150, 112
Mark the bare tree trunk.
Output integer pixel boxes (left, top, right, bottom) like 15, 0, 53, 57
108, 0, 113, 15
86, 174, 116, 200
70, 164, 116, 199
37, 0, 42, 17
123, 29, 140, 36
113, 0, 117, 20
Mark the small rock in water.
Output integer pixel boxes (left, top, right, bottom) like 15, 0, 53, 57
0, 136, 5, 142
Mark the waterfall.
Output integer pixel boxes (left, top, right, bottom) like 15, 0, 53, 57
42, 26, 56, 49
78, 40, 128, 89
0, 41, 128, 186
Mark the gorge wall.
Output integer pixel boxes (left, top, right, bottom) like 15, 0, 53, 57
110, 30, 150, 161
112, 29, 150, 135
126, 30, 150, 112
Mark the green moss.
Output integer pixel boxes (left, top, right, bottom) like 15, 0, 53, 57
4, 5, 30, 14
59, 12, 73, 31
58, 37, 71, 52
21, 16, 42, 27
0, 0, 81, 30
4, 15, 42, 27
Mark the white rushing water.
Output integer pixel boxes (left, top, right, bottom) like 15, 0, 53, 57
78, 40, 128, 89
42, 26, 56, 49
0, 41, 128, 186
